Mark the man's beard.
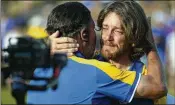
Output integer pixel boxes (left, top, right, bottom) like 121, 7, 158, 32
100, 39, 130, 61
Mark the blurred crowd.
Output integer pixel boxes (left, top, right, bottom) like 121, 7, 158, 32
1, 1, 175, 94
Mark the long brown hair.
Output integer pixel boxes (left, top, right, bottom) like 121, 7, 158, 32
97, 0, 150, 61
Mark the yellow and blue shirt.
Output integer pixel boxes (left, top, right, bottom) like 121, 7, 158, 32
91, 59, 154, 105
94, 53, 167, 105
27, 52, 141, 104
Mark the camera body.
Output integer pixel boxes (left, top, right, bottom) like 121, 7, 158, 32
1, 36, 68, 105
2, 36, 67, 77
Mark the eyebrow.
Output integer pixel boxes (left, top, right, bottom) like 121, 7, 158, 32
113, 26, 123, 31
102, 24, 122, 30
102, 24, 108, 27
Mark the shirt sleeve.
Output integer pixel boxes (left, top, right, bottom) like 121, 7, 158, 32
96, 66, 141, 103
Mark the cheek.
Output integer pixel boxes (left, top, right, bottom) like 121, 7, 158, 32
89, 35, 96, 48
102, 34, 108, 41
101, 31, 108, 39
91, 35, 96, 44
101, 36, 109, 46
90, 30, 95, 40
113, 35, 126, 45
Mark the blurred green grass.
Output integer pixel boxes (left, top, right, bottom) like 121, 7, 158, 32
1, 85, 16, 104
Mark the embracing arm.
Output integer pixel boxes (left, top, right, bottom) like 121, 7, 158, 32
135, 17, 167, 99
135, 50, 167, 99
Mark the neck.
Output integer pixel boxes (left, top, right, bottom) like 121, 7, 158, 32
109, 54, 132, 70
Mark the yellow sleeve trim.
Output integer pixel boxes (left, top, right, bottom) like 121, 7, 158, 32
141, 65, 167, 104
69, 56, 136, 85
141, 65, 148, 75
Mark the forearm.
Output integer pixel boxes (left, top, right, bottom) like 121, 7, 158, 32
135, 75, 167, 99
146, 17, 166, 85
147, 49, 166, 86
134, 17, 167, 99
135, 49, 167, 99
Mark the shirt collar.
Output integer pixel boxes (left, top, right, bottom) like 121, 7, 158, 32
73, 51, 85, 58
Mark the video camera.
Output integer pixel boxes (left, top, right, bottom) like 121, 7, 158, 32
1, 36, 68, 105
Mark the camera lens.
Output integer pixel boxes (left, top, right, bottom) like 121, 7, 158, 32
10, 38, 18, 46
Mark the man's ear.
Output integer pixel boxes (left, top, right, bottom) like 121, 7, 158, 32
80, 28, 89, 42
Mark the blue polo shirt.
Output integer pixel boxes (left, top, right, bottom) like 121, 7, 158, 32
27, 52, 141, 104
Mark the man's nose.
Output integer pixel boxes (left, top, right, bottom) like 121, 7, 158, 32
106, 30, 114, 41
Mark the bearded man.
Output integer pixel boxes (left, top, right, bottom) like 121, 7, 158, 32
51, 1, 167, 104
